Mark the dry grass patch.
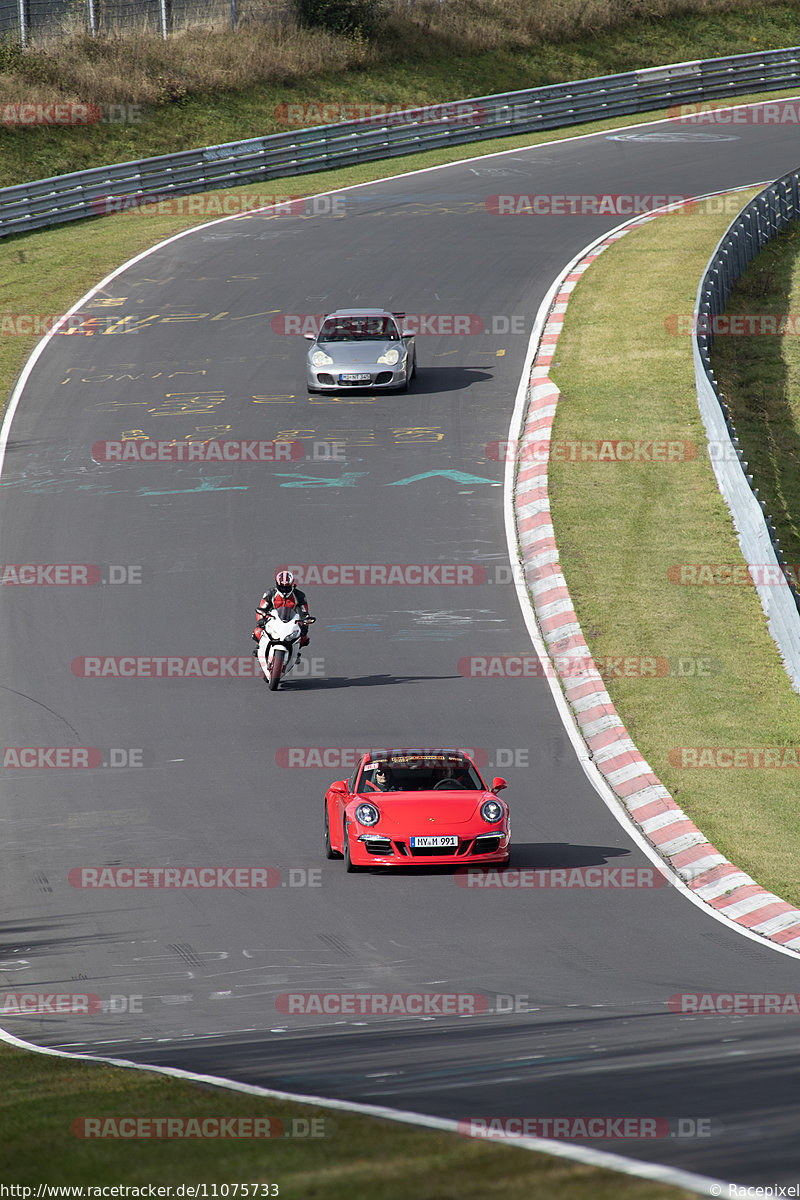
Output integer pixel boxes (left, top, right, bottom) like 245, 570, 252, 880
0, 0, 797, 110
2, 23, 373, 107
386, 0, 790, 53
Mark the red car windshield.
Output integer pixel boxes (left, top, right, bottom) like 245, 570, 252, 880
356, 754, 483, 792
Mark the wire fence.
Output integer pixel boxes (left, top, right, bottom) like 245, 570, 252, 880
0, 0, 272, 42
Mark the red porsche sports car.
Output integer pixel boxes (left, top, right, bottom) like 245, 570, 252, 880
324, 749, 510, 872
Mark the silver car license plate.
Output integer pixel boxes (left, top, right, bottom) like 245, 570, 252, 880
339, 373, 371, 382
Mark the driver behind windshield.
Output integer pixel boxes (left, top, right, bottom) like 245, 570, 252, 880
319, 317, 398, 342
431, 765, 464, 787
363, 762, 396, 792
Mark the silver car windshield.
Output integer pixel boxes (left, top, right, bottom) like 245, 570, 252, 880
319, 316, 400, 342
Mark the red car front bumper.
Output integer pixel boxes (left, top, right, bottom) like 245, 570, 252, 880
349, 828, 510, 868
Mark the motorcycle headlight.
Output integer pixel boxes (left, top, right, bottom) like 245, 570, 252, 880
354, 802, 380, 826
311, 350, 334, 367
377, 347, 401, 366
480, 799, 504, 824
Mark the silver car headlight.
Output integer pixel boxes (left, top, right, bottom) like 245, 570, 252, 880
311, 350, 334, 367
480, 799, 504, 824
355, 802, 380, 826
377, 348, 401, 366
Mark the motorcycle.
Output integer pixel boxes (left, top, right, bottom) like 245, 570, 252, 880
255, 601, 315, 691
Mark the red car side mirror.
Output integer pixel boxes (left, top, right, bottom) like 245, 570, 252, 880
491, 777, 508, 793
329, 780, 349, 795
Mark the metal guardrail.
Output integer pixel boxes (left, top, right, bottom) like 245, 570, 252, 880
693, 168, 800, 694
2, 45, 800, 238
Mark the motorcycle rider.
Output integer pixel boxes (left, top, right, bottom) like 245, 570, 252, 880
252, 569, 312, 654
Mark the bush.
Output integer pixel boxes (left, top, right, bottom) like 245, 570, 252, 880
295, 0, 378, 37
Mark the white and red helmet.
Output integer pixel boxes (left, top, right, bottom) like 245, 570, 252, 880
275, 569, 295, 596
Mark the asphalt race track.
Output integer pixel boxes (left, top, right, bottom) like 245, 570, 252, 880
2, 109, 800, 1187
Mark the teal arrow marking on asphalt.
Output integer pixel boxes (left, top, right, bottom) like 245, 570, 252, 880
387, 470, 498, 486
275, 472, 368, 488
138, 476, 248, 495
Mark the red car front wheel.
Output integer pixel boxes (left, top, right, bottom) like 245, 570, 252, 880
343, 821, 364, 873
324, 802, 342, 860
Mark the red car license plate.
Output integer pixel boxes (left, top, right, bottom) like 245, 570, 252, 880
410, 835, 458, 848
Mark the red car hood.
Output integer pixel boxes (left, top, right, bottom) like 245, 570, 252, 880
352, 790, 500, 828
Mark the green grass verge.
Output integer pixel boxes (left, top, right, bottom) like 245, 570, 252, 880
1, 1043, 699, 1196
0, 2, 799, 187
549, 192, 800, 907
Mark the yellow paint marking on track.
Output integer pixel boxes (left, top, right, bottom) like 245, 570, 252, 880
394, 427, 444, 443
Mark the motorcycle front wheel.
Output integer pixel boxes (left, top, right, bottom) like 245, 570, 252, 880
268, 650, 284, 690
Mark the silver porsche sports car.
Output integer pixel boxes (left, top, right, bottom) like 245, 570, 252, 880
305, 308, 417, 392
